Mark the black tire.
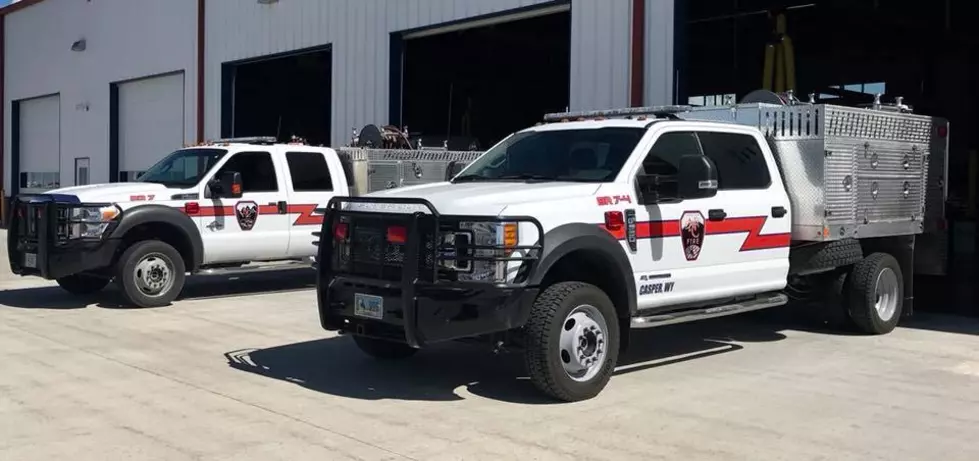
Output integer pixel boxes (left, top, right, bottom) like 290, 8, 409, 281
352, 335, 418, 360
790, 239, 863, 274
847, 252, 903, 335
116, 240, 186, 308
524, 282, 620, 402
56, 274, 110, 295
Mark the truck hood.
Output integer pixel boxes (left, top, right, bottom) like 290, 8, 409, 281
46, 182, 173, 203
361, 181, 602, 215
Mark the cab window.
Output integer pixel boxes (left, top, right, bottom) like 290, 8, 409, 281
215, 151, 279, 193
286, 151, 333, 191
637, 131, 703, 200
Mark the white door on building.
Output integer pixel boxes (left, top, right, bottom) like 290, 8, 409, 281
118, 72, 185, 182
18, 94, 61, 194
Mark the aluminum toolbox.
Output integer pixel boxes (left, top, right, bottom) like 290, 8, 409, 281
682, 103, 949, 242
335, 147, 483, 196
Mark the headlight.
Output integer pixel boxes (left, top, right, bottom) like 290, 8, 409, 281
69, 205, 121, 239
441, 221, 519, 282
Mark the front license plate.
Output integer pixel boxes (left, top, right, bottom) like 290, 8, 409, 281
354, 293, 384, 320
23, 253, 37, 269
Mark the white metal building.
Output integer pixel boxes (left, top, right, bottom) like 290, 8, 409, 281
2, 0, 676, 198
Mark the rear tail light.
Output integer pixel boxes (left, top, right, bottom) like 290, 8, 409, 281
387, 225, 407, 244
938, 125, 948, 138
333, 222, 349, 240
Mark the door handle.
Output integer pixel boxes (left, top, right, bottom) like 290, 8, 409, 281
708, 209, 727, 221
277, 201, 288, 214
771, 206, 787, 218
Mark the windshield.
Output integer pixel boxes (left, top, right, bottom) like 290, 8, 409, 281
453, 127, 645, 183
135, 148, 228, 188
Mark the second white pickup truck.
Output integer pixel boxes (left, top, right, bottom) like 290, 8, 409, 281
6, 135, 479, 307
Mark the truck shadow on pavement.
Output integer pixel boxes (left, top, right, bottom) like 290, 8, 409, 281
225, 315, 790, 405
0, 269, 316, 310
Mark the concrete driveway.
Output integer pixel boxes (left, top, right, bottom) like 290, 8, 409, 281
2, 253, 979, 460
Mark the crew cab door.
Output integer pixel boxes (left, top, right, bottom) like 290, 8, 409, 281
628, 126, 790, 310
200, 149, 290, 263
282, 149, 342, 258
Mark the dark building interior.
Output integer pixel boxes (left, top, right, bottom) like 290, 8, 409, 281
681, 0, 977, 317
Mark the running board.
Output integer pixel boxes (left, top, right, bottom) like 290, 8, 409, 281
631, 293, 788, 329
195, 258, 315, 276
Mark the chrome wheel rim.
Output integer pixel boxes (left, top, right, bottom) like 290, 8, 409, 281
133, 252, 175, 298
558, 304, 609, 382
874, 267, 900, 322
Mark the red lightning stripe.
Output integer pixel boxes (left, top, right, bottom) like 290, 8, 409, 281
181, 203, 322, 226
601, 216, 790, 252
704, 216, 791, 251
287, 204, 323, 226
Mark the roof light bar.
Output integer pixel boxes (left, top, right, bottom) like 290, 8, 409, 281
214, 136, 278, 145
542, 105, 692, 122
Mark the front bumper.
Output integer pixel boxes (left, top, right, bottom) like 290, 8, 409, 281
6, 195, 119, 280
320, 276, 539, 346
315, 196, 544, 347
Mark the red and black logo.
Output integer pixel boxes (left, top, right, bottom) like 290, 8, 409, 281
235, 201, 259, 231
680, 211, 706, 261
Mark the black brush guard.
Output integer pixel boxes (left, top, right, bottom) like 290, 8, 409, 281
6, 195, 119, 279
316, 196, 544, 348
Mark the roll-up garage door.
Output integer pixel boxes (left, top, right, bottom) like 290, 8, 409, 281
118, 72, 185, 182
18, 94, 62, 194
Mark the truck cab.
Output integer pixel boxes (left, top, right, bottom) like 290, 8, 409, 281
7, 137, 348, 307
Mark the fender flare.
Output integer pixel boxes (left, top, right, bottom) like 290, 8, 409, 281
108, 205, 204, 270
530, 223, 637, 315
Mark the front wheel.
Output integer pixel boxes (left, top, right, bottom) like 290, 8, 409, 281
56, 274, 110, 295
524, 282, 620, 402
116, 240, 186, 308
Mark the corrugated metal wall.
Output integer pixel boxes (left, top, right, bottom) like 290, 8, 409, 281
644, 0, 675, 105
205, 0, 674, 146
3, 0, 197, 192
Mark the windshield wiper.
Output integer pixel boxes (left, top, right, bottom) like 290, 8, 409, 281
496, 174, 560, 182
451, 174, 491, 183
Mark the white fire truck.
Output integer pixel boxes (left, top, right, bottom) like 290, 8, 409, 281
315, 91, 949, 402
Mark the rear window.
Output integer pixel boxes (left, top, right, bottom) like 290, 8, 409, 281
286, 151, 334, 191
697, 132, 771, 190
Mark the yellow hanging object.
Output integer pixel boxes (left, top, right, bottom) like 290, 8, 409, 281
762, 11, 796, 94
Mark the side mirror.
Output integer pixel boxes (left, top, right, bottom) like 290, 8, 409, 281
445, 161, 466, 181
678, 155, 718, 200
208, 171, 243, 199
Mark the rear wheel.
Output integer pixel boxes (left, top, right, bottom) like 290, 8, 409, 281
352, 335, 418, 360
847, 252, 903, 335
524, 282, 620, 402
56, 274, 110, 295
116, 240, 186, 308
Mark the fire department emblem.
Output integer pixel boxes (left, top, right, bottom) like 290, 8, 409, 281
680, 211, 706, 261
235, 201, 259, 231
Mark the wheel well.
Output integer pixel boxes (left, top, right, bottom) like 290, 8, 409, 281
116, 222, 196, 270
540, 249, 631, 318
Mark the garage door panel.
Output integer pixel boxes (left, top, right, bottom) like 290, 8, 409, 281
118, 72, 185, 181
19, 94, 62, 193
